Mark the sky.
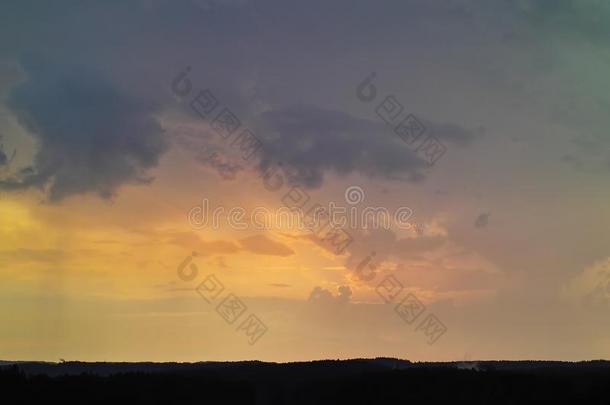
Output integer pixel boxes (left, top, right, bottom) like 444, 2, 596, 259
0, 0, 609, 362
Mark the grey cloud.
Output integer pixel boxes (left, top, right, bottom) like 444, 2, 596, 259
560, 152, 610, 173
345, 228, 446, 272
474, 212, 490, 229
422, 120, 481, 146
1, 1, 486, 195
561, 154, 584, 170
1, 58, 168, 201
255, 104, 477, 188
0, 146, 7, 167
194, 148, 243, 180
0, 135, 15, 168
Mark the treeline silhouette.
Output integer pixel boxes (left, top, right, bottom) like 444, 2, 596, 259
2, 358, 610, 404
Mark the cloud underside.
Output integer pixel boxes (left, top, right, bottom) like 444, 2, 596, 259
1, 59, 167, 201
255, 105, 476, 188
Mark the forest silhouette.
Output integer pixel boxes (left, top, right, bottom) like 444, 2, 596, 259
3, 358, 610, 404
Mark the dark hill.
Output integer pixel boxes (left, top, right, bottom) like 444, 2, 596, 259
2, 358, 610, 404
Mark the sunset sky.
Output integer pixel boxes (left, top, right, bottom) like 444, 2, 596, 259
0, 0, 609, 362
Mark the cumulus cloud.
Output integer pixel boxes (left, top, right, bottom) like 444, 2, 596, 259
1, 58, 168, 201
564, 258, 610, 309
308, 285, 352, 306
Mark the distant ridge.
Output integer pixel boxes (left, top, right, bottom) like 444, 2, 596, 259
2, 358, 610, 377
3, 359, 610, 404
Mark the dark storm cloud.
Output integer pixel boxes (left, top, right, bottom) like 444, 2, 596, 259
1, 58, 167, 201
0, 134, 15, 168
0, 0, 486, 198
0, 146, 7, 167
423, 120, 480, 146
254, 104, 477, 188
474, 212, 490, 229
